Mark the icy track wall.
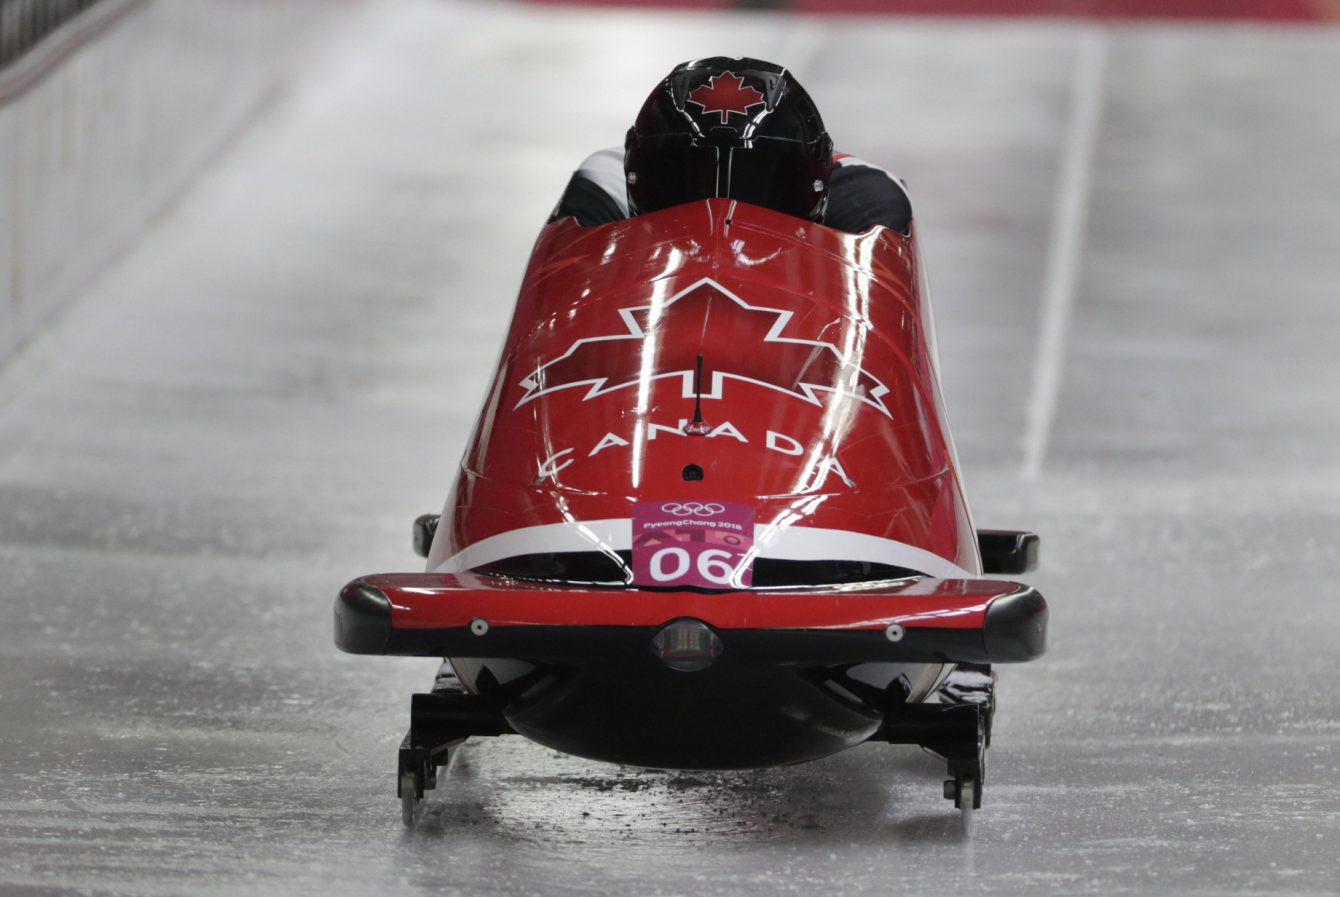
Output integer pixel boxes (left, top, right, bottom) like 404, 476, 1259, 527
0, 0, 351, 370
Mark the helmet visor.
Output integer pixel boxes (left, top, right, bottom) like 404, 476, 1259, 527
626, 140, 721, 214
628, 137, 830, 220
723, 144, 829, 220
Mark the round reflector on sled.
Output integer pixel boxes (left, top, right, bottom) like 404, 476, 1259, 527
651, 619, 724, 672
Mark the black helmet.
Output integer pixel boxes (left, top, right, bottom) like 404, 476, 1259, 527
625, 58, 834, 221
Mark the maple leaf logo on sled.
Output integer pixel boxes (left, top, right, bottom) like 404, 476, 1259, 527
514, 278, 893, 417
686, 72, 766, 125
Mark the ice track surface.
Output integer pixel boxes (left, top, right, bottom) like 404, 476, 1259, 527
2, 2, 1339, 894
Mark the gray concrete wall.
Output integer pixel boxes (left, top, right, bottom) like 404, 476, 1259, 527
0, 0, 351, 369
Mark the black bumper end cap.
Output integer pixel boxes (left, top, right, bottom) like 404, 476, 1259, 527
983, 586, 1048, 661
335, 579, 393, 654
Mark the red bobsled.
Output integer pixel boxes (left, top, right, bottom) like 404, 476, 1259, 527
336, 198, 1047, 830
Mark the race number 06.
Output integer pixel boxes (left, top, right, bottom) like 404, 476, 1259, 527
648, 547, 736, 585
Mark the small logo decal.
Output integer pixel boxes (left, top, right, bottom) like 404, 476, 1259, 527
686, 72, 765, 124
661, 501, 727, 518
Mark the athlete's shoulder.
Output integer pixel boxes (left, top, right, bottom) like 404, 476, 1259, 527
549, 147, 630, 226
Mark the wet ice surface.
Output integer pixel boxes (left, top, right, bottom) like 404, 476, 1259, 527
2, 2, 1339, 894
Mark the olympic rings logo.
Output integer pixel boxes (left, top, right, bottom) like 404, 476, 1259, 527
661, 501, 727, 518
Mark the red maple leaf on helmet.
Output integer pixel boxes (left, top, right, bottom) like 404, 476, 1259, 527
686, 72, 765, 125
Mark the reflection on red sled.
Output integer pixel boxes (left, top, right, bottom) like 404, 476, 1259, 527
335, 199, 1048, 832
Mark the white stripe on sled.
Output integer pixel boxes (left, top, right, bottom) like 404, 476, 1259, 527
435, 519, 975, 580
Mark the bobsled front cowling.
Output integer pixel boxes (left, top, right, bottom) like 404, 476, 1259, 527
429, 199, 981, 582
338, 196, 1049, 823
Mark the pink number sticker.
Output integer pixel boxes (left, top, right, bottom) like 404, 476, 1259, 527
632, 501, 755, 589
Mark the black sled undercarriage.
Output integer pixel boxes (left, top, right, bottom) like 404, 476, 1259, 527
395, 661, 999, 834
